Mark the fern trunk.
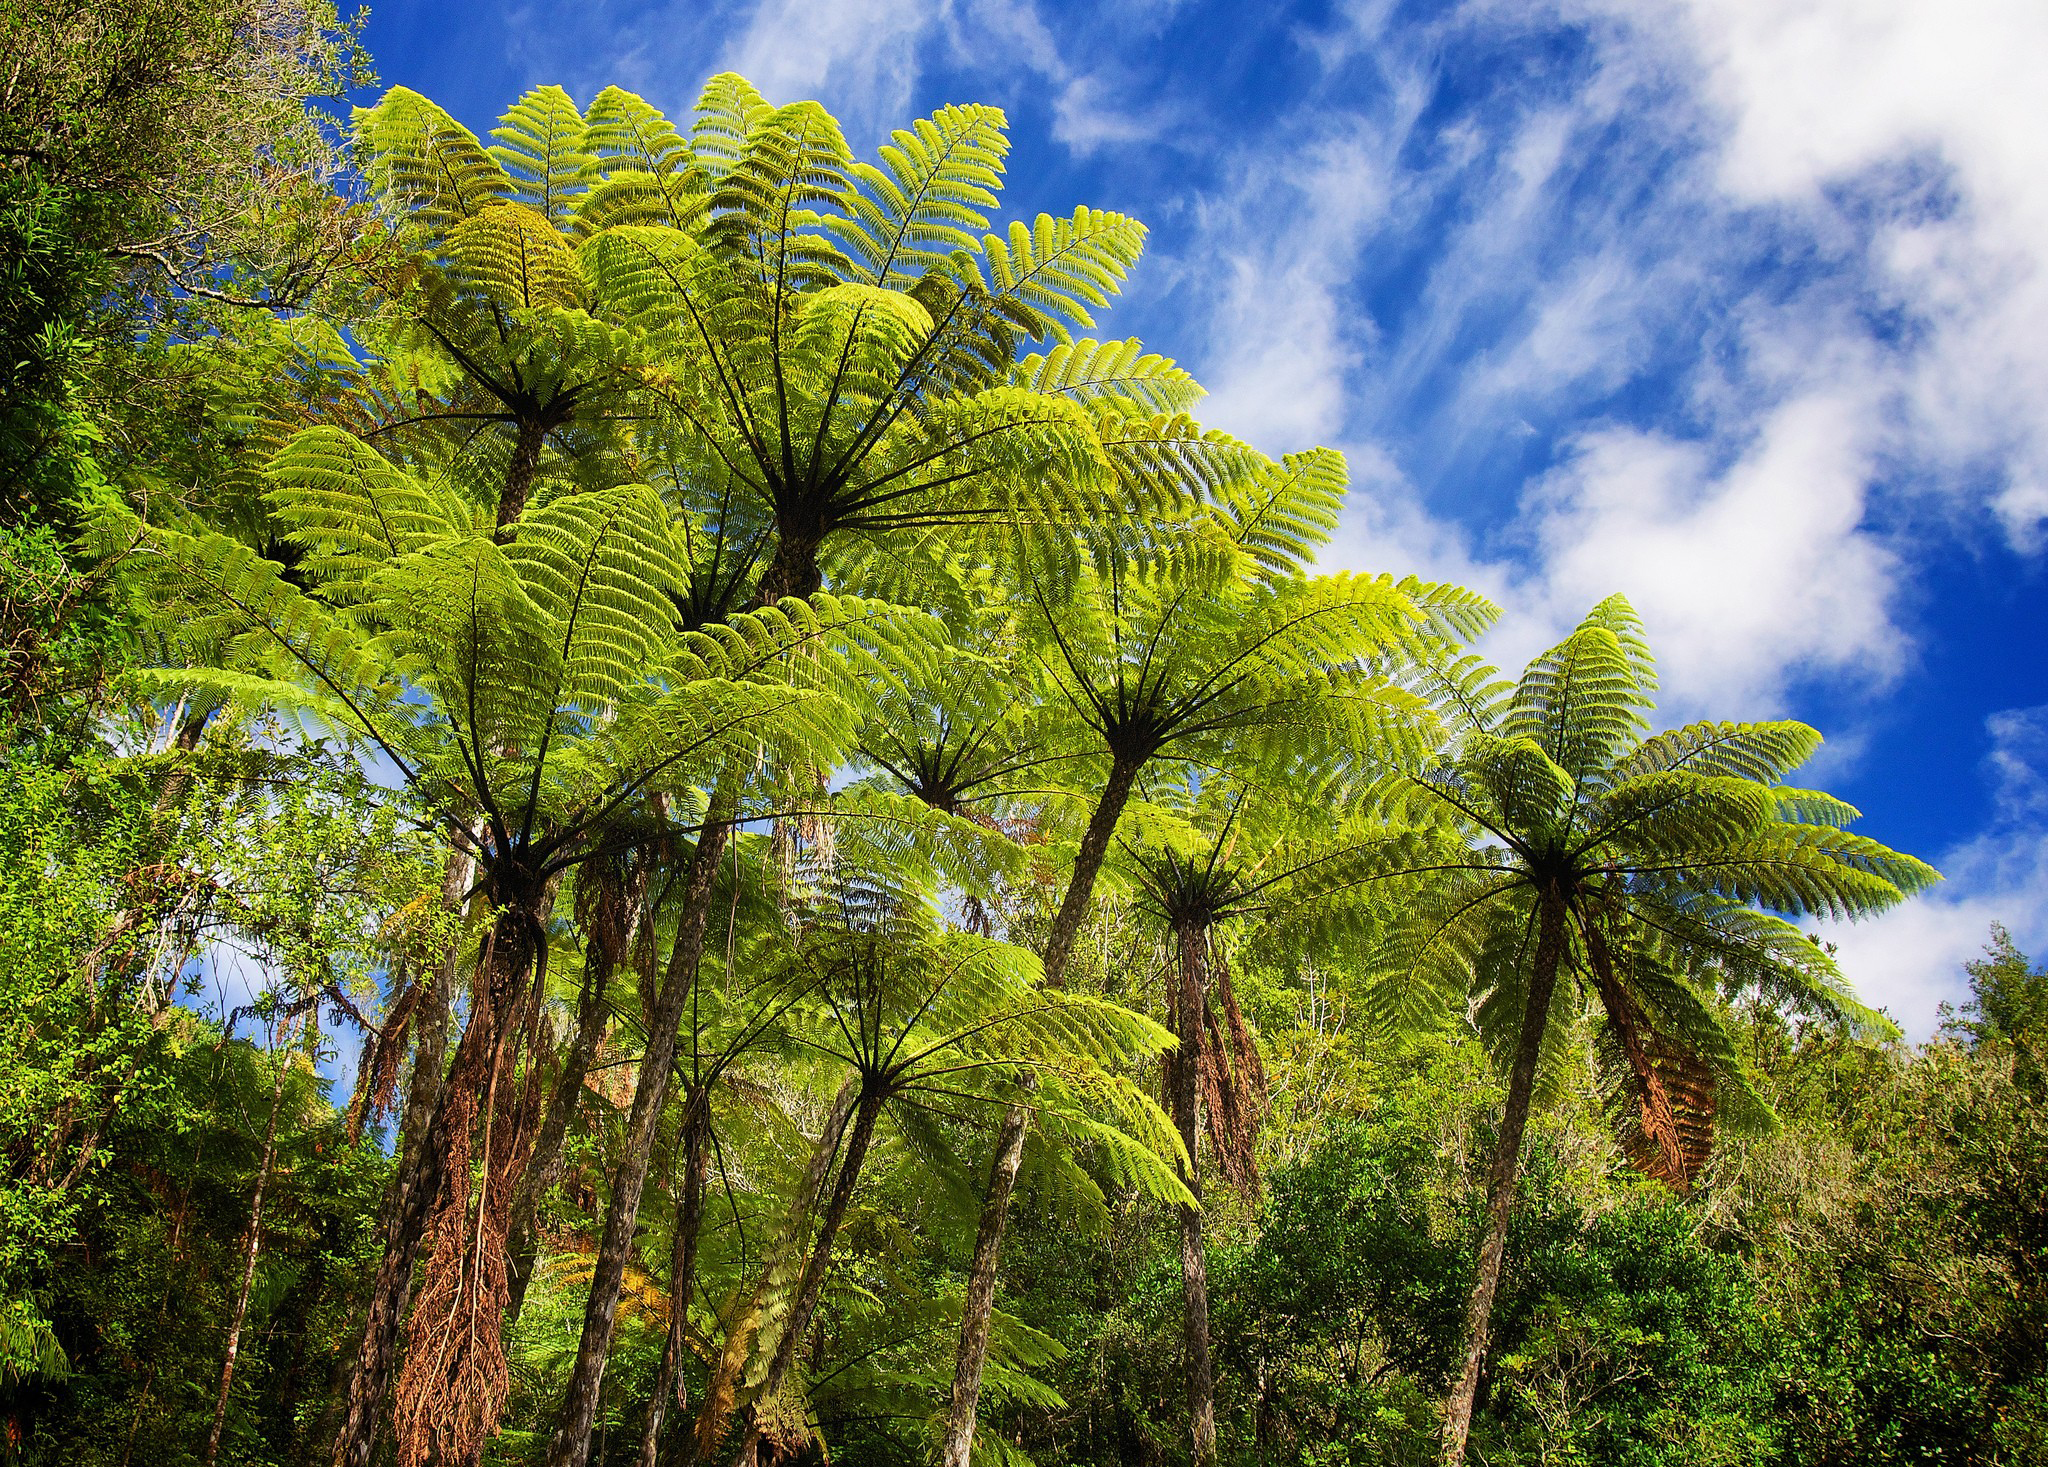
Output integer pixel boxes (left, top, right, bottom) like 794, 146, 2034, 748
1440, 890, 1566, 1467
495, 416, 548, 540
1169, 914, 1217, 1467
1039, 751, 1142, 990
545, 817, 730, 1467
331, 900, 540, 1467
756, 530, 824, 604
938, 1097, 1031, 1467
505, 918, 620, 1327
738, 1085, 888, 1467
636, 1099, 710, 1467
691, 1079, 860, 1462
934, 749, 1143, 1460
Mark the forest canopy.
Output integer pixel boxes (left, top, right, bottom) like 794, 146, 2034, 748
2, 10, 2042, 1467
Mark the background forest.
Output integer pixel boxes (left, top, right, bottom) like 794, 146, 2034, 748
3, 6, 2045, 1467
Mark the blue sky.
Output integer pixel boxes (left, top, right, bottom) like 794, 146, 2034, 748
354, 0, 2048, 1034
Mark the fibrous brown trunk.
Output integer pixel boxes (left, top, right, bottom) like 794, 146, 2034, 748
330, 901, 537, 1467
546, 818, 731, 1467
505, 910, 626, 1326
313, 847, 470, 1458
203, 1027, 292, 1467
495, 416, 549, 541
1440, 892, 1567, 1467
637, 1100, 710, 1467
1169, 916, 1216, 1467
755, 532, 823, 606
938, 1098, 1030, 1467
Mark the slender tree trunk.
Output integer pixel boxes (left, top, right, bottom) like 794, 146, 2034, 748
546, 818, 731, 1467
938, 1098, 1030, 1467
1169, 916, 1217, 1467
203, 1028, 292, 1467
505, 920, 621, 1326
331, 903, 537, 1467
737, 1087, 887, 1467
637, 1101, 710, 1467
935, 750, 1143, 1461
1440, 892, 1567, 1467
393, 847, 474, 1197
1038, 753, 1142, 991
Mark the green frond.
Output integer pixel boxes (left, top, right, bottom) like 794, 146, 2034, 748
1397, 576, 1501, 647
355, 86, 514, 231
446, 202, 587, 310
1459, 734, 1576, 841
1622, 897, 1896, 1040
1213, 447, 1347, 574
832, 102, 1008, 289
976, 208, 1147, 344
265, 427, 476, 601
1592, 771, 1780, 855
1364, 871, 1527, 1038
126, 523, 402, 743
708, 100, 855, 293
1505, 619, 1655, 789
1033, 1109, 1196, 1211
1770, 787, 1863, 829
503, 482, 686, 714
368, 536, 562, 754
1408, 651, 1513, 739
1093, 407, 1267, 516
1636, 824, 1940, 919
1615, 718, 1822, 784
1015, 336, 1203, 415
690, 72, 773, 184
488, 85, 591, 231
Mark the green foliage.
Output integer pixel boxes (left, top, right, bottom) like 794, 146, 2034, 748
5, 51, 2012, 1467
1365, 596, 1933, 1190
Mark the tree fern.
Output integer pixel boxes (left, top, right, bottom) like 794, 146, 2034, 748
1354, 595, 1937, 1467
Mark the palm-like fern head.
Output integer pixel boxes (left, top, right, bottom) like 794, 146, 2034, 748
346, 75, 1397, 610
119, 437, 943, 886
1367, 595, 1938, 1189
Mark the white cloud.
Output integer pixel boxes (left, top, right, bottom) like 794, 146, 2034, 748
1050, 73, 1171, 156
1520, 390, 1905, 714
1819, 703, 2048, 1039
720, 0, 946, 129
1612, 0, 2048, 544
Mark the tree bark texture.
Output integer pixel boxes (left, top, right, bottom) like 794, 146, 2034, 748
545, 819, 731, 1467
495, 416, 549, 541
636, 1101, 710, 1467
1440, 892, 1567, 1467
330, 903, 537, 1467
692, 1079, 858, 1463
203, 1028, 292, 1467
1170, 916, 1217, 1467
505, 907, 626, 1326
1038, 754, 1141, 991
938, 1098, 1030, 1467
934, 751, 1144, 1462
